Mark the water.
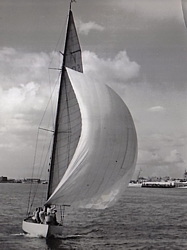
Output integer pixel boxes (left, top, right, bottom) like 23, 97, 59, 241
1, 183, 187, 249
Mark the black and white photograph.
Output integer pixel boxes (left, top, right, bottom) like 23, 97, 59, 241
0, 0, 187, 249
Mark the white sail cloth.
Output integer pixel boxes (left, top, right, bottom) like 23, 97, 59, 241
46, 68, 137, 209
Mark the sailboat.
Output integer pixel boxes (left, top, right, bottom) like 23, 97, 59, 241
22, 1, 137, 238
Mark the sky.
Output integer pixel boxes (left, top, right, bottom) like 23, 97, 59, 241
0, 0, 187, 179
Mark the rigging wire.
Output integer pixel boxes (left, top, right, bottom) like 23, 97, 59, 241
26, 9, 68, 214
26, 127, 40, 215
26, 3, 79, 216
27, 72, 61, 214
30, 140, 53, 209
25, 3, 77, 220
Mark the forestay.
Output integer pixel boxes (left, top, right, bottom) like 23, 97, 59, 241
46, 68, 137, 209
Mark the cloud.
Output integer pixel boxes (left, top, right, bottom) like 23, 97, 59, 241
83, 50, 140, 88
0, 82, 41, 135
0, 48, 139, 138
0, 47, 60, 88
0, 47, 186, 179
0, 47, 141, 177
139, 147, 184, 168
165, 149, 184, 164
137, 129, 187, 179
78, 20, 105, 35
0, 48, 60, 171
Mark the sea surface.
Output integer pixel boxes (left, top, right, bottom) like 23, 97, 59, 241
1, 183, 187, 250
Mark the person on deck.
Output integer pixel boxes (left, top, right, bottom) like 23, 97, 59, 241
39, 207, 45, 224
45, 205, 59, 225
46, 205, 56, 215
32, 207, 40, 223
51, 209, 58, 225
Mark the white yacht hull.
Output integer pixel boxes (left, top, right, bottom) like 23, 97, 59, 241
22, 219, 63, 238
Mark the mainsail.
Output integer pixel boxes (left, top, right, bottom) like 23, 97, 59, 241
47, 7, 137, 209
47, 10, 83, 198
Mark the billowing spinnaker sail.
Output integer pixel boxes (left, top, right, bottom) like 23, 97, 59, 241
47, 10, 82, 197
46, 68, 137, 209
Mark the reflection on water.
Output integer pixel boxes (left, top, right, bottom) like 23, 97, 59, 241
46, 235, 84, 250
46, 238, 64, 250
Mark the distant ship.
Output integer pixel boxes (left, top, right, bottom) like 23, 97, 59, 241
141, 181, 175, 188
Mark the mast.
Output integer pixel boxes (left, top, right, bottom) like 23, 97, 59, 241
47, 2, 82, 200
47, 8, 71, 200
70, 0, 76, 11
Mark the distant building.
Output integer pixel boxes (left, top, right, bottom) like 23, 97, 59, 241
0, 176, 7, 182
23, 178, 41, 184
163, 176, 170, 182
149, 176, 162, 182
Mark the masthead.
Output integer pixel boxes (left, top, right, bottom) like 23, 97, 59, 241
70, 0, 76, 10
